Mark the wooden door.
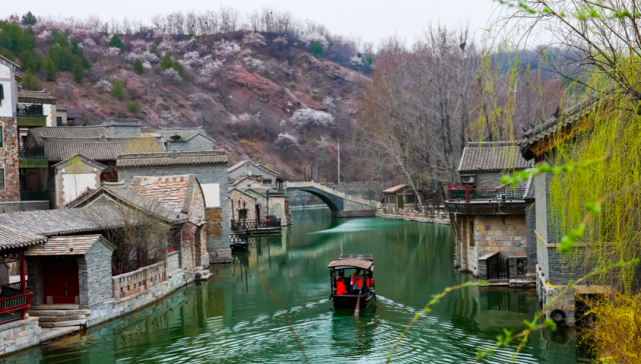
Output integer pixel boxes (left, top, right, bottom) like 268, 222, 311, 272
43, 257, 80, 304
397, 195, 404, 210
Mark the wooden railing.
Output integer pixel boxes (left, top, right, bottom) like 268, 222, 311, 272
448, 186, 526, 203
112, 261, 167, 299
231, 218, 281, 232
230, 232, 249, 248
0, 282, 31, 324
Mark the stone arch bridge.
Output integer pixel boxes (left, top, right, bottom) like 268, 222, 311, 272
284, 181, 377, 217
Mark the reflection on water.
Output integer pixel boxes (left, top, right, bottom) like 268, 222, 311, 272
7, 209, 583, 364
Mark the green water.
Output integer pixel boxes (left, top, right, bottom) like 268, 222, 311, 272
21, 209, 582, 363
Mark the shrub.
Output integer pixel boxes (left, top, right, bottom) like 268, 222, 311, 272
111, 80, 125, 100
291, 108, 335, 127
275, 133, 299, 150
93, 79, 112, 92
21, 12, 37, 26
127, 101, 140, 113
22, 72, 39, 90
150, 42, 158, 55
81, 57, 92, 69
109, 34, 123, 52
162, 68, 182, 83
133, 59, 144, 74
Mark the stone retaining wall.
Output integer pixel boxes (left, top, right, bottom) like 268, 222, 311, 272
85, 269, 186, 328
376, 210, 450, 225
0, 318, 40, 357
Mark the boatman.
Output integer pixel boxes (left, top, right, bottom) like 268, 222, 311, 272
336, 272, 347, 295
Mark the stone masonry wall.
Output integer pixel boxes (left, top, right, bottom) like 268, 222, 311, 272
229, 189, 265, 222
118, 162, 229, 262
470, 215, 527, 276
0, 116, 19, 202
180, 222, 197, 277
0, 318, 40, 357
525, 202, 537, 277
25, 258, 44, 305
84, 269, 186, 328
79, 241, 114, 307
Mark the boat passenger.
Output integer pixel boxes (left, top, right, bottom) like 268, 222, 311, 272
351, 269, 363, 290
335, 274, 347, 295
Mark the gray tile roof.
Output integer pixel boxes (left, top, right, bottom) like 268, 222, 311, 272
18, 90, 56, 103
43, 138, 165, 161
0, 206, 122, 237
459, 143, 532, 172
25, 235, 115, 256
68, 186, 189, 223
519, 92, 612, 159
158, 127, 213, 143
0, 226, 47, 251
228, 160, 281, 177
117, 150, 227, 167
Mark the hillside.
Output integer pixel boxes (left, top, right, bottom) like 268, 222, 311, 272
2, 22, 370, 180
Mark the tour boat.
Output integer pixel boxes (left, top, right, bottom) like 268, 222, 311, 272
328, 254, 376, 310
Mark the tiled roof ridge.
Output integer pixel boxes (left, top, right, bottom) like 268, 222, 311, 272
459, 145, 532, 172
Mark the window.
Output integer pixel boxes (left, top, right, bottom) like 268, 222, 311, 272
0, 84, 4, 106
56, 117, 63, 126
469, 220, 475, 247
263, 179, 272, 185
405, 194, 416, 204
238, 209, 248, 220
0, 126, 3, 148
0, 169, 5, 190
386, 195, 396, 204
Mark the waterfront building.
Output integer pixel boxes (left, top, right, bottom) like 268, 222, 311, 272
228, 160, 284, 190
381, 184, 418, 212
445, 142, 535, 285
0, 56, 22, 207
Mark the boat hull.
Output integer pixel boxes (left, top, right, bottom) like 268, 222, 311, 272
332, 292, 375, 310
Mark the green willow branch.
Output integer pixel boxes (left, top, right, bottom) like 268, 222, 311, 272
386, 281, 487, 363
475, 258, 640, 363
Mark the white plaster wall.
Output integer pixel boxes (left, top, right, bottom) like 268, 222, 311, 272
44, 104, 53, 126
0, 63, 13, 117
202, 183, 220, 207
63, 174, 97, 204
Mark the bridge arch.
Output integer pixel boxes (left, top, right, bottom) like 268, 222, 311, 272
284, 182, 376, 218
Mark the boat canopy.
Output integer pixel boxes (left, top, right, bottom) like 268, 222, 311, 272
328, 259, 373, 271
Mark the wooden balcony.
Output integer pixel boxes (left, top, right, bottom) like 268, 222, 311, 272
448, 186, 526, 203
231, 217, 282, 232
17, 116, 47, 127
0, 283, 32, 325
20, 190, 49, 201
19, 148, 48, 168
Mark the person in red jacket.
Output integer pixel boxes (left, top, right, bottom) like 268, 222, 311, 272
351, 269, 363, 290
335, 273, 347, 295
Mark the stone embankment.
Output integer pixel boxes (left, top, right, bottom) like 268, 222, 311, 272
376, 210, 451, 225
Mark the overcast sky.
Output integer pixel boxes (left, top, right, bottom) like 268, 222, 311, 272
3, 0, 501, 46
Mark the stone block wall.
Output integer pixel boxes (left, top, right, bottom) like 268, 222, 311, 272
167, 251, 180, 273
118, 162, 229, 263
286, 190, 324, 207
228, 189, 264, 222
525, 202, 537, 277
180, 222, 197, 276
0, 318, 40, 357
0, 116, 20, 202
25, 258, 44, 305
79, 241, 114, 307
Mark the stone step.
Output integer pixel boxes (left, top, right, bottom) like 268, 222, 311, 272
39, 326, 82, 342
39, 319, 86, 328
37, 315, 86, 322
31, 304, 80, 310
29, 309, 90, 316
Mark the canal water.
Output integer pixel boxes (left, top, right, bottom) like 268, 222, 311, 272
14, 209, 584, 364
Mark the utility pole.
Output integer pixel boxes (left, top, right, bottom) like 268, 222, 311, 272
337, 139, 340, 184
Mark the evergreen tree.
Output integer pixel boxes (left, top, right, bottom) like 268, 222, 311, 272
42, 55, 57, 81
0, 49, 15, 62
19, 50, 38, 72
150, 42, 158, 55
311, 41, 323, 60
160, 53, 173, 70
133, 59, 144, 75
111, 80, 125, 100
81, 57, 92, 69
21, 12, 37, 26
109, 34, 123, 52
72, 60, 84, 83
22, 72, 38, 90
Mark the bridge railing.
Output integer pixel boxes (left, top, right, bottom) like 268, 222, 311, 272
284, 181, 377, 208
